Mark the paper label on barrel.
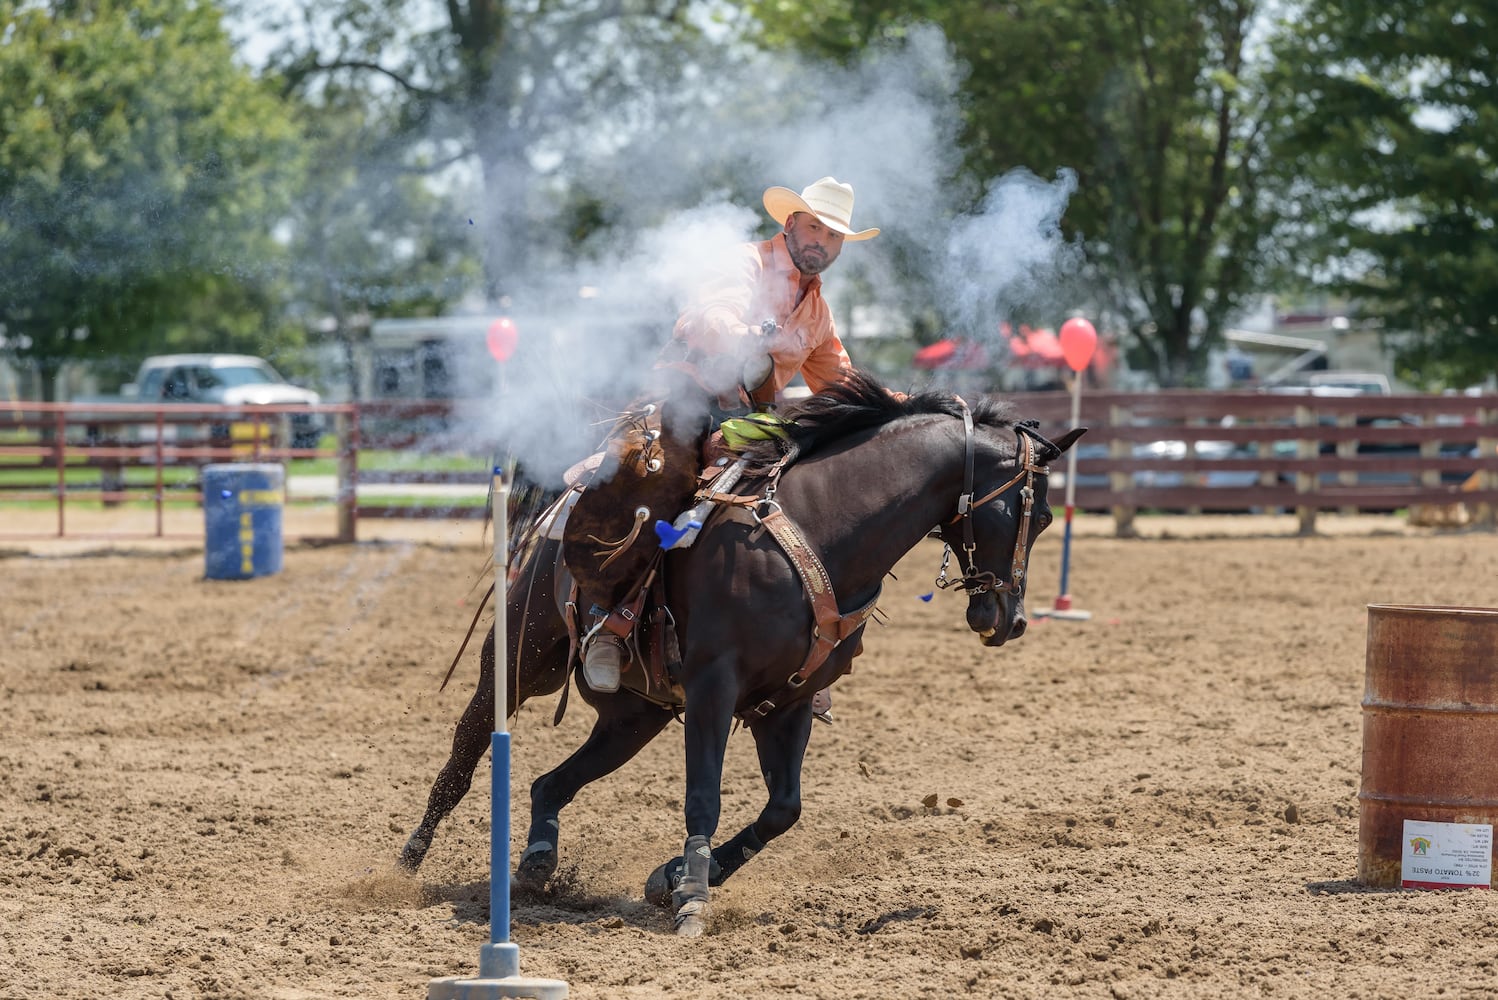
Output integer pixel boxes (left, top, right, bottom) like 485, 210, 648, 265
1400, 820, 1492, 890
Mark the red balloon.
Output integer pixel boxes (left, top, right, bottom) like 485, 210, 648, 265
1058, 317, 1098, 373
486, 317, 518, 363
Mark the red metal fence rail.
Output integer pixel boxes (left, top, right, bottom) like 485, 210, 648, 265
0, 401, 358, 542
2, 392, 1494, 542
346, 399, 492, 524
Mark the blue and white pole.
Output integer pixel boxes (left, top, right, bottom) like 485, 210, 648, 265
426, 465, 568, 1000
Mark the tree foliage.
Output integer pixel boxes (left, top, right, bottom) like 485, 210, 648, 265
271, 58, 484, 398
1266, 0, 1498, 389
258, 0, 721, 302
747, 0, 1284, 386
14, 0, 1485, 399
0, 0, 304, 393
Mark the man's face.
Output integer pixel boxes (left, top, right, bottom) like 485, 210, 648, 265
783, 212, 845, 276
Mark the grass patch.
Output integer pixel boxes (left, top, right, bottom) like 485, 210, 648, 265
356, 494, 488, 507
0, 466, 202, 488
0, 448, 486, 485
0, 436, 489, 518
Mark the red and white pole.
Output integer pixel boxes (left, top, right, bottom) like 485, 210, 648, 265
1038, 317, 1097, 621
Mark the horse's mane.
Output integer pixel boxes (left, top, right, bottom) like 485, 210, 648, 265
738, 368, 1017, 475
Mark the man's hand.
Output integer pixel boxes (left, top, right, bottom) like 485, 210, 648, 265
732, 319, 774, 393
741, 351, 774, 393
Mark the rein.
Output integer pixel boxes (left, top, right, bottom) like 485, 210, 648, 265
724, 400, 1048, 719
934, 402, 1050, 596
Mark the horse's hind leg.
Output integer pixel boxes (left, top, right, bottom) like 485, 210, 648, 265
398, 647, 495, 871
516, 695, 672, 889
401, 537, 569, 872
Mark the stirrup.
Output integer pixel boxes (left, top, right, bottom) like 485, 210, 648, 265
811, 687, 833, 726
581, 628, 625, 694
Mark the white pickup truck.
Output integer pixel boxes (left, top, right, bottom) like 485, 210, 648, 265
98, 353, 326, 448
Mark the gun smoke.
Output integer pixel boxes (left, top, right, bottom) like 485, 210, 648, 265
471, 23, 1083, 484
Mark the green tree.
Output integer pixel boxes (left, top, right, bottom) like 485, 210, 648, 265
1266, 0, 1498, 389
0, 0, 304, 396
750, 0, 1284, 387
258, 0, 717, 302
275, 75, 483, 399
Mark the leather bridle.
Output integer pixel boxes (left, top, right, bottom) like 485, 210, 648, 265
933, 402, 1051, 597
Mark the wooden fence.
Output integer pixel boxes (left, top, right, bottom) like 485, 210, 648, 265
0, 401, 359, 541
2, 391, 1495, 542
1015, 389, 1498, 534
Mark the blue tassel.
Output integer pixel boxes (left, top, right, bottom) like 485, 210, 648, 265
655, 519, 701, 550
918, 592, 934, 602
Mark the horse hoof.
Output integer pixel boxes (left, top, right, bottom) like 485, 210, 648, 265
646, 855, 727, 906
398, 833, 430, 872
515, 843, 557, 891
674, 899, 708, 938
644, 857, 682, 908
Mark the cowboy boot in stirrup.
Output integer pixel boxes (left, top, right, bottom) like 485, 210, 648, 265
812, 687, 833, 725
582, 630, 626, 693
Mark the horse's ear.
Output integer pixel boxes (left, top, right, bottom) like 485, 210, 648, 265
1048, 427, 1087, 458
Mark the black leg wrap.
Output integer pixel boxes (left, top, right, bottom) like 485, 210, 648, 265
671, 834, 712, 920
671, 838, 710, 940
516, 814, 560, 887
712, 826, 766, 883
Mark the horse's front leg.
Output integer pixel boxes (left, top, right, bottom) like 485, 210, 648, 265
724, 698, 814, 876
645, 699, 814, 904
670, 664, 738, 937
516, 694, 672, 889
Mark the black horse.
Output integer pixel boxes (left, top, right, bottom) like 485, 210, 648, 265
400, 371, 1083, 936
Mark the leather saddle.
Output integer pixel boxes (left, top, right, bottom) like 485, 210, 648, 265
560, 370, 713, 619
545, 521, 688, 715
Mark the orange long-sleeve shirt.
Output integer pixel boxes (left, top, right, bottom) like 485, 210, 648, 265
671, 233, 852, 399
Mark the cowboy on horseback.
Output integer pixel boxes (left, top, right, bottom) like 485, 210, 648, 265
577, 176, 881, 711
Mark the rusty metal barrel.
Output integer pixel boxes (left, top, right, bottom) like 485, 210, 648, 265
1359, 604, 1498, 887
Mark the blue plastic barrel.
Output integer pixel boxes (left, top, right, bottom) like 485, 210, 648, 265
203, 464, 285, 580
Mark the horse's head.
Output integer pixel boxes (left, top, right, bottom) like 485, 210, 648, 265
738, 375, 1085, 647
935, 420, 1086, 647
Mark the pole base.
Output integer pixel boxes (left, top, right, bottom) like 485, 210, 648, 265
1036, 609, 1093, 621
1033, 595, 1093, 622
427, 975, 569, 1000
428, 944, 568, 999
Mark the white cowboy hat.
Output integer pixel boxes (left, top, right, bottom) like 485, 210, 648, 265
762, 176, 879, 241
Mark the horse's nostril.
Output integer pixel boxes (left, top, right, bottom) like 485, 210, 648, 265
1008, 617, 1027, 640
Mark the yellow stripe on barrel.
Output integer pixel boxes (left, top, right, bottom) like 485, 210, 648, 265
238, 489, 284, 507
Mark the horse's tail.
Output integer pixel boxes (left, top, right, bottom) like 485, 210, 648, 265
468, 461, 562, 611
438, 463, 562, 695
490, 462, 564, 561
439, 582, 494, 693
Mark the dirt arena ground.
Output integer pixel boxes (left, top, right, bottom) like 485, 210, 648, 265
4, 512, 1498, 999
